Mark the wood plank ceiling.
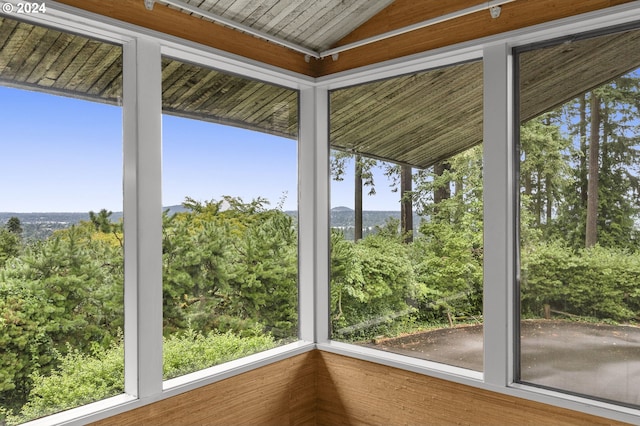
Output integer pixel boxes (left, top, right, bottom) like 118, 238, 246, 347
1, 1, 640, 168
162, 0, 394, 53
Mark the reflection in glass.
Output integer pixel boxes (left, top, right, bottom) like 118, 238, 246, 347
517, 26, 640, 406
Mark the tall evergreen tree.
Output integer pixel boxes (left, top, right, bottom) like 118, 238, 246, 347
6, 217, 22, 236
585, 94, 601, 247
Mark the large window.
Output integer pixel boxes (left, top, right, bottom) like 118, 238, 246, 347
161, 57, 299, 379
3, 4, 640, 425
329, 60, 484, 372
516, 25, 640, 407
0, 17, 124, 424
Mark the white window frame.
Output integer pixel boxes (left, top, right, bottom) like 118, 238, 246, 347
5, 0, 639, 424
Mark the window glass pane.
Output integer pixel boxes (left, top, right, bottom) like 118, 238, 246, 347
329, 60, 484, 372
161, 57, 298, 380
517, 26, 640, 406
0, 18, 123, 423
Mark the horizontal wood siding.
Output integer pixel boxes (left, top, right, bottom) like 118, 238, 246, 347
92, 352, 316, 426
316, 351, 631, 426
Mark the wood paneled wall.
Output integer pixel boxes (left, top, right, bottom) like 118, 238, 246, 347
316, 352, 629, 426
94, 350, 630, 425
91, 352, 316, 426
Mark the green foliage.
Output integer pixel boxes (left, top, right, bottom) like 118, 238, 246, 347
3, 330, 275, 425
0, 223, 123, 412
0, 277, 56, 411
521, 242, 640, 321
88, 209, 115, 233
331, 233, 415, 335
545, 85, 640, 250
5, 217, 22, 236
5, 342, 124, 425
163, 327, 275, 380
0, 196, 299, 418
411, 220, 483, 322
0, 229, 20, 268
163, 197, 298, 339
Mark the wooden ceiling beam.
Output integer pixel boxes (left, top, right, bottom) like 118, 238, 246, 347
54, 0, 318, 77
317, 0, 635, 76
53, 0, 635, 78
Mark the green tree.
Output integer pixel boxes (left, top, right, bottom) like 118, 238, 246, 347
409, 146, 484, 322
0, 229, 20, 267
5, 217, 22, 236
330, 232, 415, 336
519, 111, 571, 239
0, 223, 123, 411
89, 209, 114, 233
162, 197, 298, 339
331, 151, 378, 241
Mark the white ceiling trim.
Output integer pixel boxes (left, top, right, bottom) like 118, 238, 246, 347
144, 0, 517, 60
145, 0, 319, 57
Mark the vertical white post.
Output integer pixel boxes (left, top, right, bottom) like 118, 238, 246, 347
123, 37, 163, 398
483, 42, 514, 387
298, 86, 330, 343
298, 86, 315, 342
314, 87, 331, 344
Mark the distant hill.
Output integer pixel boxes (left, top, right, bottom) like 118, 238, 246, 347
331, 206, 354, 212
1, 207, 423, 241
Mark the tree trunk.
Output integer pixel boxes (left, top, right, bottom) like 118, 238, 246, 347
400, 164, 413, 243
354, 155, 363, 241
579, 94, 588, 208
585, 94, 600, 248
524, 162, 532, 197
433, 162, 451, 203
545, 174, 552, 225
535, 171, 542, 227
433, 161, 451, 222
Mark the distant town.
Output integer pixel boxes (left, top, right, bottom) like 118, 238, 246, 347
1, 207, 421, 241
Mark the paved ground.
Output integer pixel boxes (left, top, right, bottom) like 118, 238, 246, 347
365, 320, 640, 406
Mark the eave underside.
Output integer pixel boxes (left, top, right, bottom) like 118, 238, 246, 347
2, 1, 640, 168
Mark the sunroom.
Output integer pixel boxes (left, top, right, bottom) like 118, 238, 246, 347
1, 0, 640, 424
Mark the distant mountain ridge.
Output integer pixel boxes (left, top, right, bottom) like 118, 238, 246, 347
331, 206, 354, 212
1, 207, 419, 241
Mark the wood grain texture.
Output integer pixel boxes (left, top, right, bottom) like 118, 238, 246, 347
93, 350, 630, 425
53, 0, 635, 76
91, 352, 317, 426
54, 0, 316, 76
316, 351, 631, 426
318, 0, 636, 75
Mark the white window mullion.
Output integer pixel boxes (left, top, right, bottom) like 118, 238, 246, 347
315, 86, 331, 344
482, 42, 515, 387
123, 36, 163, 398
297, 86, 331, 344
298, 86, 316, 342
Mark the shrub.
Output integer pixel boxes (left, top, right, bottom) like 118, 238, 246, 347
331, 233, 415, 335
521, 242, 640, 321
3, 330, 276, 425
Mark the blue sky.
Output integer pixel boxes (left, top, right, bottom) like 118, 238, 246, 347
0, 85, 401, 213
